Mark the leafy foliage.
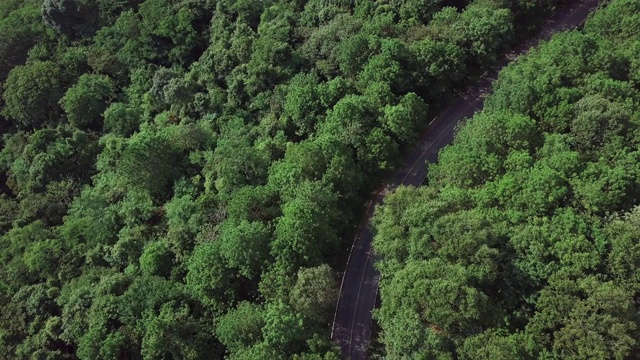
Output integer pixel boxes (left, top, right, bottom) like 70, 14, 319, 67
373, 2, 640, 358
0, 0, 565, 358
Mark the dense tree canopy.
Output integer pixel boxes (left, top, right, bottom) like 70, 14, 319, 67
0, 0, 567, 358
373, 2, 640, 358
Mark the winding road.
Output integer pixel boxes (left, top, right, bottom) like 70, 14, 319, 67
330, 0, 601, 358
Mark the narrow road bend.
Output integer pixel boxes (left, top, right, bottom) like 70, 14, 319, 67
330, 1, 601, 358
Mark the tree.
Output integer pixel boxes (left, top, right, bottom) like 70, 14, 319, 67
571, 159, 634, 213
508, 209, 599, 286
570, 95, 629, 153
0, 3, 44, 83
382, 92, 428, 143
0, 282, 63, 359
137, 0, 208, 64
299, 14, 361, 77
225, 185, 281, 223
334, 33, 374, 79
377, 259, 502, 350
272, 181, 341, 269
459, 330, 535, 360
0, 221, 56, 290
186, 241, 236, 312
359, 127, 400, 172
381, 307, 456, 359
319, 94, 377, 151
0, 196, 17, 234
289, 265, 338, 325
216, 302, 265, 352
429, 111, 538, 188
22, 238, 62, 279
528, 276, 639, 360
372, 186, 421, 273
268, 140, 329, 201
2, 61, 65, 128
42, 0, 98, 37
283, 73, 324, 137
195, 17, 255, 86
118, 130, 182, 197
409, 38, 466, 98
262, 301, 307, 353
395, 0, 445, 26
210, 117, 268, 197
141, 303, 220, 360
459, 5, 514, 65
103, 102, 140, 136
357, 39, 415, 94
606, 207, 640, 294
218, 220, 272, 279
4, 126, 98, 194
583, 0, 640, 42
149, 67, 180, 104
60, 73, 115, 130
139, 241, 174, 278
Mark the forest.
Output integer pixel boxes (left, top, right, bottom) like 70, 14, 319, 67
0, 0, 577, 359
373, 0, 640, 359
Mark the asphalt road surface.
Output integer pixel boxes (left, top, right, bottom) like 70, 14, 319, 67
330, 0, 601, 358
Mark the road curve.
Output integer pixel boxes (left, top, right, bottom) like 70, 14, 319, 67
330, 1, 601, 358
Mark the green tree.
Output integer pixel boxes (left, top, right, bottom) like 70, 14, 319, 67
218, 220, 272, 279
289, 264, 338, 325
319, 94, 377, 150
377, 259, 502, 354
283, 73, 324, 136
299, 14, 361, 77
60, 73, 115, 130
42, 0, 98, 37
139, 241, 174, 278
210, 117, 268, 197
2, 61, 65, 128
409, 38, 466, 98
334, 33, 374, 79
459, 330, 535, 360
0, 2, 44, 82
382, 92, 428, 143
459, 5, 513, 65
359, 127, 400, 172
272, 181, 341, 269
186, 241, 235, 312
570, 95, 629, 153
141, 303, 220, 360
3, 126, 98, 194
528, 276, 639, 360
606, 207, 640, 293
216, 302, 265, 352
103, 102, 140, 136
268, 140, 329, 201
262, 301, 307, 353
118, 129, 182, 197
395, 0, 445, 26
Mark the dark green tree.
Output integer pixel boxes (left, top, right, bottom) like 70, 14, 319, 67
42, 0, 98, 37
60, 74, 115, 130
2, 61, 65, 128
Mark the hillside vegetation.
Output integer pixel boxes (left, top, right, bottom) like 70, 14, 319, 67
0, 0, 562, 358
373, 1, 640, 358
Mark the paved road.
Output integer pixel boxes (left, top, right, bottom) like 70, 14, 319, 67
330, 0, 601, 358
